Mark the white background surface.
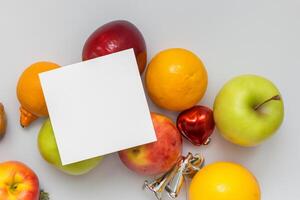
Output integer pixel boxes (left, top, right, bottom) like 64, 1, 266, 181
0, 0, 299, 199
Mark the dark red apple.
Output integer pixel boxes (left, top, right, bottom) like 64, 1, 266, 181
82, 20, 147, 74
177, 105, 215, 146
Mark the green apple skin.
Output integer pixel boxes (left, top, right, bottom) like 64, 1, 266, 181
38, 119, 103, 175
213, 74, 284, 146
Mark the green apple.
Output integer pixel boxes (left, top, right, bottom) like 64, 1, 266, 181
213, 74, 284, 146
38, 119, 103, 175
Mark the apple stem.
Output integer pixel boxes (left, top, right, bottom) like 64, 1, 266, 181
254, 95, 281, 111
203, 138, 211, 145
39, 190, 50, 200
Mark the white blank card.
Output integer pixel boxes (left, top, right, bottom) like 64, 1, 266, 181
39, 49, 156, 165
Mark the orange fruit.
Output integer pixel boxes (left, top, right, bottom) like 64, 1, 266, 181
189, 162, 261, 200
17, 61, 60, 127
145, 48, 207, 111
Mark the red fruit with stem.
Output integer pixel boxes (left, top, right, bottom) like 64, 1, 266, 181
82, 20, 147, 74
177, 105, 215, 146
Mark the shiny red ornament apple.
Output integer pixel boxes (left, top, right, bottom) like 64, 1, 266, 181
82, 20, 147, 74
177, 105, 215, 146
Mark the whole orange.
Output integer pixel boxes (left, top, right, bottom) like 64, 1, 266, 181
17, 61, 60, 127
189, 162, 261, 200
145, 48, 207, 111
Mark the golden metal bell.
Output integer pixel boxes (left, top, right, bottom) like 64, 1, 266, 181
144, 163, 180, 200
183, 153, 205, 178
144, 152, 205, 200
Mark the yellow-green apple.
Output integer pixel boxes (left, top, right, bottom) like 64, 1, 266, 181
38, 119, 103, 175
0, 161, 41, 200
213, 74, 284, 146
119, 112, 182, 176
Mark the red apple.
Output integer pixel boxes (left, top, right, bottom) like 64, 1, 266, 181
0, 161, 41, 200
177, 105, 215, 146
119, 112, 182, 176
82, 20, 147, 74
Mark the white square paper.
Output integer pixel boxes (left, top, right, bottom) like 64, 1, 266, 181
39, 49, 156, 165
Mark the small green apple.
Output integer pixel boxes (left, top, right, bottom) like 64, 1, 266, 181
213, 74, 284, 146
38, 119, 103, 175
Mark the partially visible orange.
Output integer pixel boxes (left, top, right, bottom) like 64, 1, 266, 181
17, 62, 60, 127
145, 48, 207, 111
189, 162, 261, 200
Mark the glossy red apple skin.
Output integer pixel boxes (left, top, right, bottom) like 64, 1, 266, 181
177, 105, 215, 146
82, 20, 147, 74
